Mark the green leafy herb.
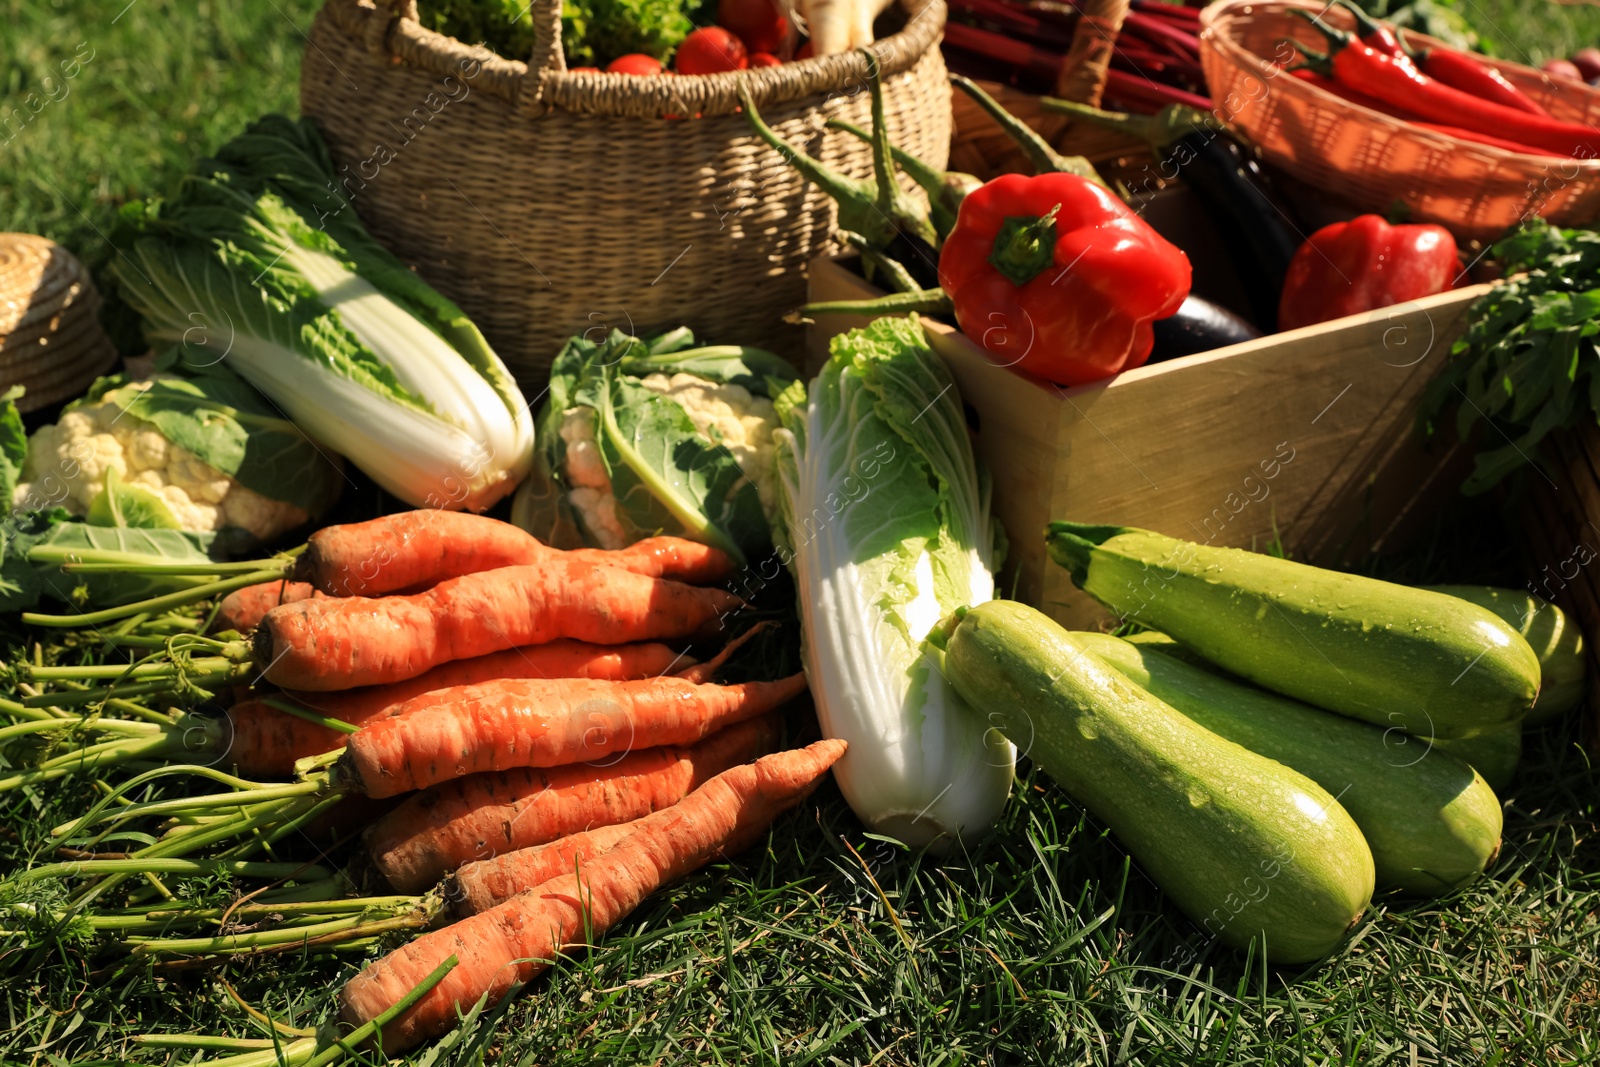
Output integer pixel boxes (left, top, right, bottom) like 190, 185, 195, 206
1420, 221, 1600, 494
0, 509, 69, 612
0, 386, 27, 505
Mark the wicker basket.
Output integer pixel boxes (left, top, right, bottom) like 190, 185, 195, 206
1201, 1, 1600, 241
0, 234, 117, 413
299, 0, 951, 384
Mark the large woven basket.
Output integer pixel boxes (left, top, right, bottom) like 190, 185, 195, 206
300, 0, 951, 384
1201, 1, 1600, 241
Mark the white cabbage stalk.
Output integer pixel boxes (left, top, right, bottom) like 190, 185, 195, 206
112, 116, 533, 512
774, 316, 1014, 851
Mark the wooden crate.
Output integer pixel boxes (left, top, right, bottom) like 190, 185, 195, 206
806, 255, 1482, 629
1523, 425, 1600, 746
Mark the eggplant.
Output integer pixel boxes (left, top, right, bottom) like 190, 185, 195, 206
1042, 99, 1303, 332
1149, 295, 1261, 362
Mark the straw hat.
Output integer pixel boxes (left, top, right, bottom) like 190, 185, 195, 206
0, 233, 118, 412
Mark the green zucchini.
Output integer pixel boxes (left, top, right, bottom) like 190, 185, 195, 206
1427, 723, 1522, 793
1424, 585, 1585, 726
1073, 631, 1502, 896
1121, 630, 1239, 676
1046, 523, 1540, 739
934, 600, 1373, 963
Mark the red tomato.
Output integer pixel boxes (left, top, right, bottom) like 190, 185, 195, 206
607, 53, 664, 75
748, 52, 782, 68
674, 27, 750, 74
796, 40, 813, 59
717, 0, 789, 54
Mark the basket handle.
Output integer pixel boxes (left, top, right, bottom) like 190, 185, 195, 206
528, 0, 567, 77
365, 0, 419, 59
1054, 0, 1130, 105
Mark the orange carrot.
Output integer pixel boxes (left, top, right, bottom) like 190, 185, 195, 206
339, 738, 846, 1052
365, 715, 781, 893
295, 512, 735, 596
213, 580, 325, 633
566, 536, 735, 586
445, 822, 639, 916
226, 641, 691, 778
340, 672, 807, 797
447, 783, 778, 915
254, 561, 743, 691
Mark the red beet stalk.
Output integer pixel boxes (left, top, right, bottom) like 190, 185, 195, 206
1102, 67, 1211, 111
943, 22, 1063, 85
1121, 10, 1201, 60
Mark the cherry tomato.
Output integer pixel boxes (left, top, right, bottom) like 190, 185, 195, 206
674, 27, 750, 74
748, 52, 782, 68
607, 53, 665, 75
717, 0, 789, 54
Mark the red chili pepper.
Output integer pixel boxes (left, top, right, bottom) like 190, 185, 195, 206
1334, 1, 1550, 116
1291, 68, 1415, 117
1291, 70, 1560, 154
1307, 40, 1600, 157
1277, 215, 1457, 331
937, 172, 1191, 386
1411, 48, 1550, 117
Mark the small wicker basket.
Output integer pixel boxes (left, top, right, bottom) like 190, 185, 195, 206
1200, 1, 1600, 241
299, 0, 952, 384
0, 234, 117, 413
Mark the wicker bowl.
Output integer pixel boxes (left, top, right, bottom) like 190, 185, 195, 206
1200, 1, 1600, 241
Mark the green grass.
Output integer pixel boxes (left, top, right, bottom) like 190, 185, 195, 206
1464, 0, 1600, 66
0, 0, 319, 318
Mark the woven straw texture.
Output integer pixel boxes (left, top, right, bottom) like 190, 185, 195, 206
1202, 1, 1600, 241
0, 234, 117, 413
300, 0, 951, 385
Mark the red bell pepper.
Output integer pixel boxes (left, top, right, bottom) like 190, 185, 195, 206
1277, 214, 1457, 331
937, 172, 1191, 386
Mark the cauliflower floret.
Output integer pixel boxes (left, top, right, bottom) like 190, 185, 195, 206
567, 486, 626, 550
557, 408, 627, 548
636, 372, 781, 519
122, 427, 170, 472
167, 446, 234, 505
220, 484, 308, 538
558, 409, 611, 490
157, 485, 219, 533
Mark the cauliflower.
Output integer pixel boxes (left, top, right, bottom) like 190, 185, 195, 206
636, 373, 780, 518
555, 374, 782, 553
518, 327, 801, 562
11, 378, 311, 541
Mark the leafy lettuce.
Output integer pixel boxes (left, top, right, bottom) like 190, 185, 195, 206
773, 316, 1014, 851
